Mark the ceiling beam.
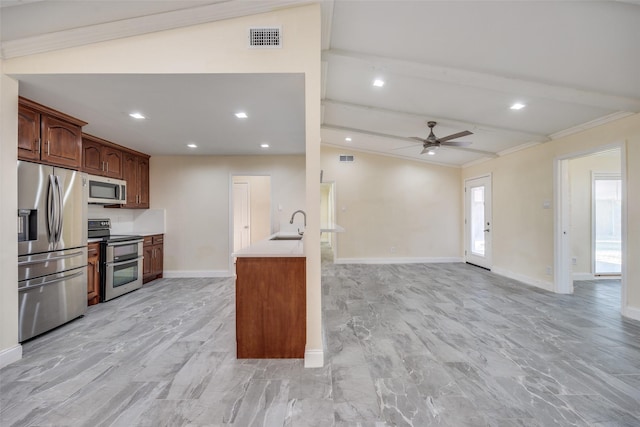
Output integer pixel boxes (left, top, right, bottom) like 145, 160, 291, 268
1, 0, 314, 59
322, 98, 550, 143
322, 49, 640, 112
322, 124, 499, 158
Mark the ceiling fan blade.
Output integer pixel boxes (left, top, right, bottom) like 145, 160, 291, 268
420, 146, 430, 155
441, 140, 472, 147
409, 136, 426, 143
438, 130, 473, 143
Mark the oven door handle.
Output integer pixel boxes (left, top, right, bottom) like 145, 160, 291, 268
107, 239, 144, 247
106, 256, 144, 267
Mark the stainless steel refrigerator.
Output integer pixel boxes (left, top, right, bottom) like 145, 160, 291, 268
18, 161, 88, 342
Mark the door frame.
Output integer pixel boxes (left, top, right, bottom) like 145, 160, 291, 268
464, 173, 492, 270
228, 174, 272, 274
554, 143, 627, 313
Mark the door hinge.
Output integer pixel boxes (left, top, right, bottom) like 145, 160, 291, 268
464, 250, 467, 256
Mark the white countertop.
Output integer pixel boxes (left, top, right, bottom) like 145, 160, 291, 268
233, 233, 304, 258
321, 223, 345, 233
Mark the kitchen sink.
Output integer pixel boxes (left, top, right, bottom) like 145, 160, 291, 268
270, 235, 303, 241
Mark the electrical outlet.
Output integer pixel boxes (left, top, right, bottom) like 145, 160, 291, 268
546, 266, 552, 275
390, 246, 397, 254
571, 257, 577, 265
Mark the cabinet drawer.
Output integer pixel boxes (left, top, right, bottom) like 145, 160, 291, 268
152, 235, 164, 244
143, 236, 153, 246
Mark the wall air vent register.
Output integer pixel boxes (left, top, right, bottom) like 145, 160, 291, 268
339, 155, 355, 163
249, 27, 281, 48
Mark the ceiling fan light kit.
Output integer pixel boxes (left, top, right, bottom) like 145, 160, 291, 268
411, 121, 473, 155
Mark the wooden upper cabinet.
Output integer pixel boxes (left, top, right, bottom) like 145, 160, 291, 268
18, 97, 86, 170
18, 104, 41, 161
137, 156, 150, 208
82, 134, 123, 179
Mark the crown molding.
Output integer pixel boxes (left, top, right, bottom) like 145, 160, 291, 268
549, 111, 635, 140
1, 0, 312, 59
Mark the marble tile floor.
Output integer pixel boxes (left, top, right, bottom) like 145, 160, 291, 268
1, 257, 639, 426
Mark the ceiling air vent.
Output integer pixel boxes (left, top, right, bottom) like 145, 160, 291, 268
339, 155, 355, 163
249, 27, 281, 48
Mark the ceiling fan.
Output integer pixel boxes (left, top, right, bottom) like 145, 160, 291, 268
410, 121, 473, 155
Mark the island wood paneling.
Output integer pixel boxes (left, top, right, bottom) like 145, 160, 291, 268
235, 257, 306, 358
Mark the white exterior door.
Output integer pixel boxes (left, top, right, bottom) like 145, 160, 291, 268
465, 175, 492, 269
233, 182, 250, 252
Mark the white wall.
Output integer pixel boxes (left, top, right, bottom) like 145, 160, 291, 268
321, 146, 462, 262
463, 112, 640, 319
0, 70, 21, 367
153, 155, 304, 275
1, 4, 323, 365
569, 150, 621, 278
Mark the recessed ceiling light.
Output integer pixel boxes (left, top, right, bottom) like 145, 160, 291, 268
187, 143, 197, 148
510, 103, 526, 110
260, 143, 270, 148
129, 112, 145, 119
345, 137, 352, 142
235, 112, 248, 118
373, 79, 385, 87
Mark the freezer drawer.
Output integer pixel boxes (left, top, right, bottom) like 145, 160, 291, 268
18, 247, 87, 282
18, 266, 88, 342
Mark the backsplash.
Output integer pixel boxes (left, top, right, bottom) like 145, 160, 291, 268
88, 206, 165, 234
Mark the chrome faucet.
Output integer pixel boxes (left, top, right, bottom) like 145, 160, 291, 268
290, 210, 306, 226
290, 210, 306, 235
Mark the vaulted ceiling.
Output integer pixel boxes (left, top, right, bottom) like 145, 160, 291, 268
2, 0, 639, 166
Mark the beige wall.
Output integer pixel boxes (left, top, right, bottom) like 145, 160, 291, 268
321, 146, 462, 261
569, 150, 621, 277
0, 71, 20, 364
1, 5, 323, 364
155, 156, 304, 274
233, 175, 272, 245
463, 113, 640, 316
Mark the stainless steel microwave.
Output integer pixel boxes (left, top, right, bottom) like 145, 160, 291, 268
87, 174, 126, 204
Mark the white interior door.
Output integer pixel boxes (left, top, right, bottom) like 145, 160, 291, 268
465, 175, 492, 269
233, 182, 250, 252
593, 174, 622, 275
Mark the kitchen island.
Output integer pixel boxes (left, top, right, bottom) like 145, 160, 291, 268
233, 233, 305, 359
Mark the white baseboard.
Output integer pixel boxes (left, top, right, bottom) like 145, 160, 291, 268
334, 257, 463, 265
572, 272, 595, 281
163, 270, 232, 278
622, 305, 640, 322
304, 348, 324, 368
0, 344, 22, 369
491, 267, 555, 292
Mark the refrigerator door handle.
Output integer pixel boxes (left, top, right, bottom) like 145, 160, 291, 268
18, 250, 85, 266
55, 175, 64, 243
47, 175, 56, 244
19, 270, 84, 291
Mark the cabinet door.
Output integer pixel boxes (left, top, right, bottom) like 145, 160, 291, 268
121, 153, 139, 208
18, 104, 41, 161
152, 243, 164, 277
41, 115, 82, 169
82, 139, 104, 175
102, 147, 123, 179
87, 243, 101, 306
143, 242, 154, 278
137, 157, 150, 208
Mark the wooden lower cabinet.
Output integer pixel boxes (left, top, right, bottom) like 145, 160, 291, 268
87, 243, 101, 306
235, 257, 306, 358
143, 234, 164, 283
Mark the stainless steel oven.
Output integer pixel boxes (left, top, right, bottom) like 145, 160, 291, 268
89, 218, 144, 302
103, 238, 144, 302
